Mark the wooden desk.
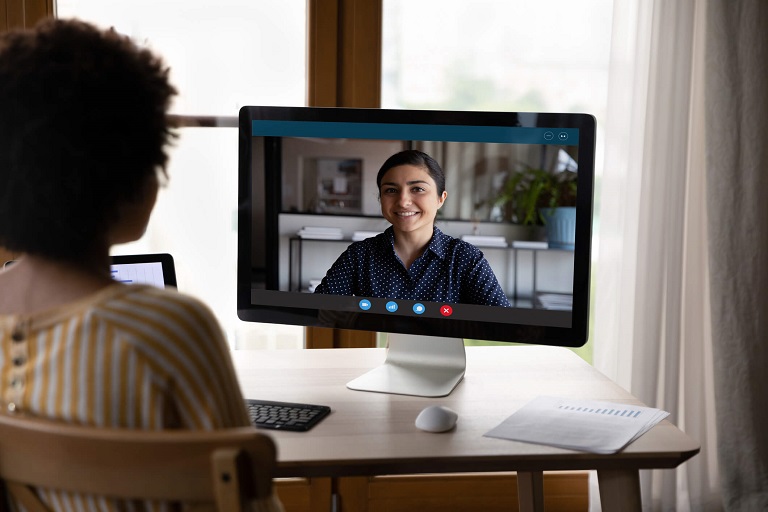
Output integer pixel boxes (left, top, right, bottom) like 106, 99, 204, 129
232, 346, 699, 511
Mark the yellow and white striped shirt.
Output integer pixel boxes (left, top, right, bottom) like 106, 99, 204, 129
1, 283, 281, 512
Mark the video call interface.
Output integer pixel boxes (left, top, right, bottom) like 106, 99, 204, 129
246, 117, 587, 332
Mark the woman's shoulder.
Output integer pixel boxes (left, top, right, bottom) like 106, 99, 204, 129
81, 284, 219, 331
345, 230, 391, 253
112, 285, 216, 317
121, 284, 205, 303
94, 285, 225, 347
10, 284, 219, 341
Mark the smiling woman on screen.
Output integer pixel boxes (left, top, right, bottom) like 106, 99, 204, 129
314, 149, 510, 307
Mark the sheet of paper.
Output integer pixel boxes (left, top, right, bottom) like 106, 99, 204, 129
484, 395, 669, 454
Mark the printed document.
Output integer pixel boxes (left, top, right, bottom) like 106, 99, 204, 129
484, 395, 669, 454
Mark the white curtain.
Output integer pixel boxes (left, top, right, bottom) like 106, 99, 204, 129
706, 1, 768, 510
413, 141, 539, 222
592, 0, 721, 509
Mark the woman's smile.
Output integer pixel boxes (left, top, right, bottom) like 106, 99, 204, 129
379, 164, 446, 239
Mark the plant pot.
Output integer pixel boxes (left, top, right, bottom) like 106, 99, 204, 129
539, 206, 576, 250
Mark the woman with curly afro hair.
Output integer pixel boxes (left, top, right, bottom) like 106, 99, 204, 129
0, 18, 283, 512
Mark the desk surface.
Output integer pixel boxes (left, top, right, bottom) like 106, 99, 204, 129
231, 346, 699, 479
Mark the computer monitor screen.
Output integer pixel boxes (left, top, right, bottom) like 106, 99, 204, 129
238, 106, 595, 396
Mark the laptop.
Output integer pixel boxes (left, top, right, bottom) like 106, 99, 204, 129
3, 253, 177, 289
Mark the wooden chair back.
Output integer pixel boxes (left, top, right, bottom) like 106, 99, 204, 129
0, 413, 277, 512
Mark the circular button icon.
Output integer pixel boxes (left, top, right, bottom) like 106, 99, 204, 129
440, 305, 453, 317
386, 301, 399, 312
413, 303, 426, 315
358, 299, 371, 311
558, 132, 568, 141
544, 131, 554, 141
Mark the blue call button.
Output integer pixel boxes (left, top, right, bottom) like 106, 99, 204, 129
358, 299, 372, 310
385, 301, 399, 312
413, 303, 426, 314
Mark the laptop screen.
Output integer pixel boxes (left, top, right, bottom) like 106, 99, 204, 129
110, 254, 177, 288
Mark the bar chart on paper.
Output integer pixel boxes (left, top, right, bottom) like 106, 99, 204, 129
559, 402, 644, 417
484, 395, 670, 454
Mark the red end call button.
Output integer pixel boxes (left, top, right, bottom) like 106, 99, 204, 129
440, 305, 453, 317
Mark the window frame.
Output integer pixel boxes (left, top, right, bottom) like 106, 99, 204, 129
305, 0, 382, 347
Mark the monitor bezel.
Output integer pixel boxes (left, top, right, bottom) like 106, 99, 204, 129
237, 106, 595, 347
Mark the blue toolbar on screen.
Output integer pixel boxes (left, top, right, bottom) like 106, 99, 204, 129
251, 120, 579, 145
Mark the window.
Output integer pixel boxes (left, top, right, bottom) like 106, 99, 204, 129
56, 0, 308, 348
382, 0, 612, 116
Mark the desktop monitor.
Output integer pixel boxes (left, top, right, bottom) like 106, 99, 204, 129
238, 106, 595, 397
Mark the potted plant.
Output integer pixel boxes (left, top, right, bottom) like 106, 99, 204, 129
490, 163, 578, 249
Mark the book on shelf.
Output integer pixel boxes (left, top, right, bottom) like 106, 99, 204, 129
297, 226, 344, 240
511, 240, 549, 249
461, 235, 508, 247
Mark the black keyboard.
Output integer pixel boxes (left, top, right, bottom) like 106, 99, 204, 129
245, 399, 331, 432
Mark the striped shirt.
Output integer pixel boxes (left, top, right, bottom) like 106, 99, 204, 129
0, 283, 282, 512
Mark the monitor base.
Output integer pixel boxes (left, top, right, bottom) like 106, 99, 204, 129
346, 333, 466, 397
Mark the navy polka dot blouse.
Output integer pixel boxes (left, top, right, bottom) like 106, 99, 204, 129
314, 226, 511, 306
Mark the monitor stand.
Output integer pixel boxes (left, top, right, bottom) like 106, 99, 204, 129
346, 333, 466, 397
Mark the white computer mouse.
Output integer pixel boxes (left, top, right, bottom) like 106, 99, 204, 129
415, 405, 458, 433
